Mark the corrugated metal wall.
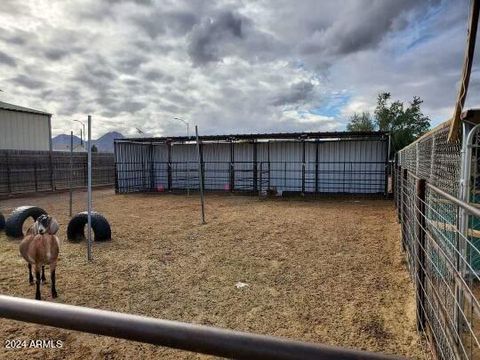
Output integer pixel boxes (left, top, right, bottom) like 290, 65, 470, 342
0, 110, 50, 151
171, 144, 198, 190
115, 138, 388, 195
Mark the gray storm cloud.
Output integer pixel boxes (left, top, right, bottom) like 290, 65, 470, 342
0, 0, 475, 138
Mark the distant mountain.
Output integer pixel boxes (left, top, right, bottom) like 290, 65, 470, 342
94, 131, 124, 152
52, 131, 124, 152
52, 134, 82, 147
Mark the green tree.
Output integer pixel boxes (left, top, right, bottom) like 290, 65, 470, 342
346, 112, 376, 132
374, 92, 430, 152
91, 144, 98, 153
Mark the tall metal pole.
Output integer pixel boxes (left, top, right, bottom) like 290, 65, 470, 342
195, 125, 206, 224
174, 117, 190, 195
185, 121, 190, 195
87, 115, 93, 261
69, 131, 73, 218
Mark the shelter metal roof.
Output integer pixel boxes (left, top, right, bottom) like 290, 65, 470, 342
115, 130, 388, 145
0, 101, 52, 116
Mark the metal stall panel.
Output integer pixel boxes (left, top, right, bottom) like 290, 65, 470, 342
257, 142, 269, 192
171, 143, 199, 190
317, 139, 386, 193
152, 144, 168, 191
268, 141, 303, 194
202, 143, 230, 191
234, 142, 254, 191
115, 142, 151, 193
304, 142, 317, 193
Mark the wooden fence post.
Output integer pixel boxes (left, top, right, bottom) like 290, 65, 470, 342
49, 151, 54, 191
415, 178, 426, 331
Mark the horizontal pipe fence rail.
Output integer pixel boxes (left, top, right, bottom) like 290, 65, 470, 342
114, 131, 390, 196
0, 149, 115, 196
395, 113, 480, 359
0, 295, 403, 360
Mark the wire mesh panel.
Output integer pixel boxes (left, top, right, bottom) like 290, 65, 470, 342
399, 122, 461, 197
401, 171, 417, 280
395, 120, 480, 359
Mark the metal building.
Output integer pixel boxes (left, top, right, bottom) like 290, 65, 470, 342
114, 131, 389, 195
0, 101, 52, 151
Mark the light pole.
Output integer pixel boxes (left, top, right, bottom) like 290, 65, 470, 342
173, 117, 189, 138
74, 119, 86, 147
173, 117, 190, 195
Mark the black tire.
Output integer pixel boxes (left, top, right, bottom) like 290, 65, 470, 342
67, 211, 111, 242
5, 206, 47, 238
0, 212, 5, 231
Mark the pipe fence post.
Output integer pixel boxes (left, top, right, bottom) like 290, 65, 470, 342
230, 141, 234, 193
267, 141, 271, 191
69, 131, 73, 217
87, 115, 93, 262
315, 141, 319, 194
195, 126, 206, 224
415, 178, 426, 331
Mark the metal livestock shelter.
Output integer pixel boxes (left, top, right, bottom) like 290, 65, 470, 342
114, 131, 390, 196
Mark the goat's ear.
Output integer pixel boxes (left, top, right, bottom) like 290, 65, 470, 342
48, 218, 59, 235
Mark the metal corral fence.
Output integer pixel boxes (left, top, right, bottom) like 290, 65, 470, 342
115, 131, 390, 196
395, 112, 480, 359
0, 149, 115, 196
0, 295, 402, 360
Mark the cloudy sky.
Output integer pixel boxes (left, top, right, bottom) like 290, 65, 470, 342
0, 0, 478, 138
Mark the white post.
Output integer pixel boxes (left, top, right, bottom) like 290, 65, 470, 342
87, 115, 93, 261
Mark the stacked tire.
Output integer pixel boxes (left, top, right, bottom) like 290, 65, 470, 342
5, 206, 47, 238
0, 212, 5, 231
67, 211, 111, 242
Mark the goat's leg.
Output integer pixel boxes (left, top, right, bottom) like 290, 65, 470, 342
50, 262, 58, 298
41, 266, 46, 284
34, 267, 41, 300
28, 263, 33, 285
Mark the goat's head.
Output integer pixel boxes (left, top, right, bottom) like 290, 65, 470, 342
36, 214, 59, 235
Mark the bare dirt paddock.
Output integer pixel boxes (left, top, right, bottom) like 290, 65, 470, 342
0, 189, 427, 359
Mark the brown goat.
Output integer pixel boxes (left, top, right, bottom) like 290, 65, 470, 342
19, 215, 60, 300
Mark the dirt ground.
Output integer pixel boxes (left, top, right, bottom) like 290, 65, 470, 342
0, 189, 427, 359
